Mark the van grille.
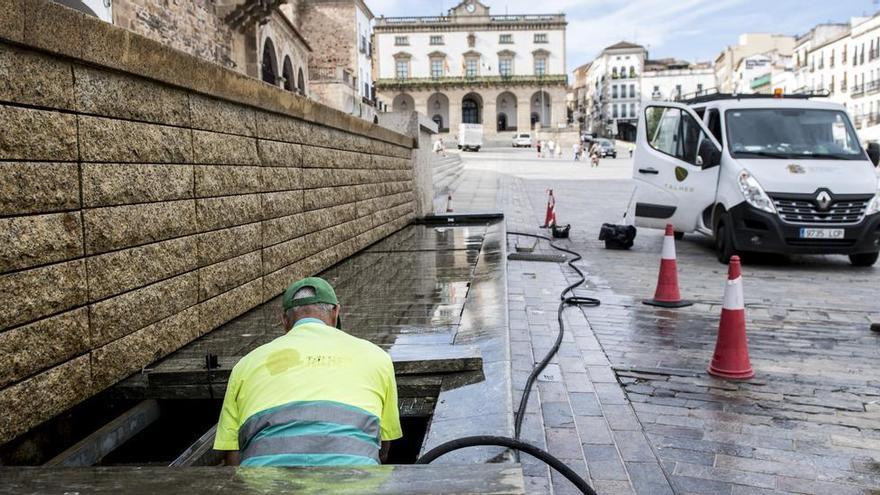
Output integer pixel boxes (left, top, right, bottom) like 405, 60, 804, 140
770, 195, 870, 225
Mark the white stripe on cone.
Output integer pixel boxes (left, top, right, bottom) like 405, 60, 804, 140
722, 276, 744, 310
661, 233, 676, 260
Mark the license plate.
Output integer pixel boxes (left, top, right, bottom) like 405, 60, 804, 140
799, 228, 844, 239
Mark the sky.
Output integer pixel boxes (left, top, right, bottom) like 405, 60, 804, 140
367, 0, 880, 73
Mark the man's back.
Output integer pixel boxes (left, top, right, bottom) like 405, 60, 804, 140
213, 319, 402, 466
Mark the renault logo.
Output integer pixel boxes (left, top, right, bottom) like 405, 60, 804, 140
816, 191, 832, 211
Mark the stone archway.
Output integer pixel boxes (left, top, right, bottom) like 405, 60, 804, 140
461, 92, 482, 124
530, 90, 552, 127
297, 68, 306, 94
282, 56, 294, 91
392, 93, 415, 112
427, 93, 450, 132
496, 91, 517, 132
261, 38, 278, 86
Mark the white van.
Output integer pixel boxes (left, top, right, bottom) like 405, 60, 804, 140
458, 123, 483, 152
632, 94, 880, 266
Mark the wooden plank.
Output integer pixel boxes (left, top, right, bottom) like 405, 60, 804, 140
0, 465, 525, 494
169, 425, 222, 467
44, 400, 160, 467
145, 345, 482, 388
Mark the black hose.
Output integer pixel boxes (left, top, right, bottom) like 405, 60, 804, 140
507, 231, 600, 439
415, 435, 598, 495
414, 231, 602, 495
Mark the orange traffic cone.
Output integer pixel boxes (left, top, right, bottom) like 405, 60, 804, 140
445, 193, 453, 213
542, 189, 557, 228
708, 255, 754, 380
644, 224, 692, 308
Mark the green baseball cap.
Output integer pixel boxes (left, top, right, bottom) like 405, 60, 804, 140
283, 277, 339, 311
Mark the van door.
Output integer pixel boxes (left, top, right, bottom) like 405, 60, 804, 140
632, 102, 722, 232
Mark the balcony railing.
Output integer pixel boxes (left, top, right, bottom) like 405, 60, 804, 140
867, 79, 880, 94
852, 84, 865, 97
376, 13, 564, 26
376, 74, 567, 88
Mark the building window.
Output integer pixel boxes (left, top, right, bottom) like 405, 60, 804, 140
675, 84, 682, 98
696, 83, 703, 94
499, 57, 513, 76
534, 57, 546, 76
395, 59, 409, 79
612, 85, 618, 98
534, 33, 548, 44
629, 103, 636, 118
430, 35, 443, 45
612, 67, 618, 78
499, 34, 513, 44
431, 58, 444, 78
630, 84, 636, 98
612, 104, 618, 118
465, 58, 479, 77
394, 36, 409, 46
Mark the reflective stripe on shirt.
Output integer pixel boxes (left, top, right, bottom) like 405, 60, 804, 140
238, 400, 381, 466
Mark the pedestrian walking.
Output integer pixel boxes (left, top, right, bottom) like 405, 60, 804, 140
590, 142, 600, 167
537, 140, 543, 157
547, 139, 555, 158
572, 142, 580, 161
555, 143, 562, 159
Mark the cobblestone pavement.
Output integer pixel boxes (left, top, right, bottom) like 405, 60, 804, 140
446, 147, 880, 495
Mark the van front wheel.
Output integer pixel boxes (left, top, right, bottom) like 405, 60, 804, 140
849, 252, 879, 267
714, 215, 737, 264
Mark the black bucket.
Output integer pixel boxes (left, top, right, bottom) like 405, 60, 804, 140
551, 224, 571, 238
598, 223, 636, 250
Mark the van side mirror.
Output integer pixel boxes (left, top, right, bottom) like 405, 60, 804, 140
867, 142, 880, 167
697, 139, 721, 169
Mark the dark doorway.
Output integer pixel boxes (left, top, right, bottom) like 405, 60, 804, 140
497, 113, 508, 131
261, 39, 278, 85
432, 114, 443, 130
530, 112, 539, 128
462, 97, 480, 124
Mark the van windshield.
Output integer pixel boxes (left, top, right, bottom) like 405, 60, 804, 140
725, 108, 865, 160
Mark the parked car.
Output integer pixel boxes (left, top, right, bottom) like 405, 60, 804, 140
512, 133, 532, 147
597, 139, 617, 158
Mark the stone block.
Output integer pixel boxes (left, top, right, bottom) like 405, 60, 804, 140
262, 234, 314, 275
192, 130, 259, 165
0, 105, 77, 161
0, 260, 86, 331
302, 168, 370, 189
0, 162, 79, 216
90, 307, 199, 392
194, 165, 262, 198
74, 65, 189, 126
196, 222, 262, 267
0, 307, 89, 389
86, 236, 198, 301
262, 261, 309, 302
0, 43, 74, 110
262, 213, 307, 247
88, 272, 198, 347
261, 167, 302, 192
78, 115, 192, 163
302, 147, 367, 169
189, 93, 256, 136
81, 163, 193, 207
258, 140, 302, 167
0, 212, 82, 272
301, 203, 358, 234
23, 0, 84, 59
0, 1, 25, 44
83, 200, 197, 254
196, 194, 262, 231
0, 354, 91, 445
262, 190, 304, 220
198, 278, 263, 335
255, 111, 307, 143
198, 251, 262, 301
385, 181, 412, 195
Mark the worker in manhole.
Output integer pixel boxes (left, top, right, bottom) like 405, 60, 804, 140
213, 277, 403, 466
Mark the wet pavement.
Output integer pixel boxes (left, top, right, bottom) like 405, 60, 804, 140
449, 148, 880, 495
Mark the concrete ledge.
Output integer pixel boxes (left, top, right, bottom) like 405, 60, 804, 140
0, 0, 414, 149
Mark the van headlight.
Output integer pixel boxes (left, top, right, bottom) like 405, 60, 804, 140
737, 170, 776, 214
866, 177, 880, 216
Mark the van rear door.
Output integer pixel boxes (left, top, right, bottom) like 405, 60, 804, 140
632, 102, 722, 232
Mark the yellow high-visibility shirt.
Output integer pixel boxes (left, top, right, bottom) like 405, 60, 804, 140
214, 319, 402, 465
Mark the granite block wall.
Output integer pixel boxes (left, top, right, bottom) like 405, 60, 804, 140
0, 1, 416, 446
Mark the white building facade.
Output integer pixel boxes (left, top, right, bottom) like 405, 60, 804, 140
374, 0, 567, 136
640, 64, 714, 102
